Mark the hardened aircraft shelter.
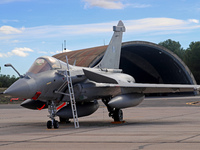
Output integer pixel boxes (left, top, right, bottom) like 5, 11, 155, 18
54, 41, 196, 86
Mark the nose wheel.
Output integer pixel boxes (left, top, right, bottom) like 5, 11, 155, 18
47, 120, 59, 129
47, 101, 59, 129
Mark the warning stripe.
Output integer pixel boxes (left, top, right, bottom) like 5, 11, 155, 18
57, 102, 67, 110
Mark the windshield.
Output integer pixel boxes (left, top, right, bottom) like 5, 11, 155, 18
46, 56, 61, 69
28, 56, 62, 74
28, 58, 51, 74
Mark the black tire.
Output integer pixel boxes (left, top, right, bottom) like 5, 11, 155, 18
53, 120, 59, 129
113, 109, 123, 122
47, 120, 52, 129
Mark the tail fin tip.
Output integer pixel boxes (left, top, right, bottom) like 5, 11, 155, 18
113, 20, 125, 32
95, 20, 125, 69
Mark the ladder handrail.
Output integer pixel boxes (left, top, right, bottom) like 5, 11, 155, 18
56, 79, 68, 93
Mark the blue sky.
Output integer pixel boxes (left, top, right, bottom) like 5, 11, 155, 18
0, 0, 200, 76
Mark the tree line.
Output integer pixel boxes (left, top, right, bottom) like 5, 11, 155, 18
0, 74, 19, 88
158, 39, 200, 84
0, 39, 200, 87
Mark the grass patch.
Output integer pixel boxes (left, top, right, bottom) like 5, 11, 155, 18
0, 88, 23, 104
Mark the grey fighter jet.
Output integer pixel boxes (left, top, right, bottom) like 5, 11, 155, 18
2, 21, 200, 129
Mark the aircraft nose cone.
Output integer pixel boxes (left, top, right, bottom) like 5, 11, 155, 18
4, 79, 36, 99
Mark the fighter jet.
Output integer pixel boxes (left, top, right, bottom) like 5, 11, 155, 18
3, 21, 200, 129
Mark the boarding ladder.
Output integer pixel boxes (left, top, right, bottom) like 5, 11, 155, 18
55, 56, 79, 129
66, 57, 79, 128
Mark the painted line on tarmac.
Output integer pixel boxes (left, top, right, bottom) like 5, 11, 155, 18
186, 101, 200, 106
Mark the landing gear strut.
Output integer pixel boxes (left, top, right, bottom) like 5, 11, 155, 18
102, 97, 123, 122
47, 101, 59, 129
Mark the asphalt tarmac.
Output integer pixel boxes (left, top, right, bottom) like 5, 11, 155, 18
0, 96, 200, 150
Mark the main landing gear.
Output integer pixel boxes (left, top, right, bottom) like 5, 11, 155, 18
112, 109, 123, 122
47, 101, 59, 129
102, 98, 123, 122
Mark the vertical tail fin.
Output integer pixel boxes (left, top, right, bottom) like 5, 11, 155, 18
95, 20, 125, 69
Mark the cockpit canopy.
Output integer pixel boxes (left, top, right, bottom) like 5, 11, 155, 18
28, 56, 63, 74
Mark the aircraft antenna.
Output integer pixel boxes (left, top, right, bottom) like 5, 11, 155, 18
62, 43, 63, 52
64, 40, 66, 51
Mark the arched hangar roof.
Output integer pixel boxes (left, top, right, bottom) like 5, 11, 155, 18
53, 41, 196, 85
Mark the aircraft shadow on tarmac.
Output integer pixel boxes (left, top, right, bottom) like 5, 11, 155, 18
56, 120, 186, 128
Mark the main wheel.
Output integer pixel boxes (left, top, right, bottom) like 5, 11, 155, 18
113, 109, 123, 122
47, 120, 52, 129
53, 120, 59, 129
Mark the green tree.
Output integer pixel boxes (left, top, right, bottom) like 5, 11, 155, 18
184, 41, 200, 84
158, 39, 185, 60
0, 74, 18, 88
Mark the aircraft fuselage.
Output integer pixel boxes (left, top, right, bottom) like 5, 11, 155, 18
4, 56, 135, 105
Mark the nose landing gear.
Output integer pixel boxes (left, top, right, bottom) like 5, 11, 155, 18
47, 120, 59, 129
47, 101, 59, 129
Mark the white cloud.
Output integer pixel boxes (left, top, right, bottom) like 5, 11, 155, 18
124, 18, 200, 34
29, 18, 200, 37
38, 51, 48, 54
1, 18, 200, 41
0, 51, 12, 57
130, 3, 151, 8
188, 19, 199, 24
62, 49, 71, 53
82, 0, 151, 9
50, 49, 71, 55
0, 26, 22, 34
12, 47, 33, 57
11, 40, 21, 43
12, 22, 113, 39
83, 0, 125, 9
2, 19, 19, 23
0, 47, 34, 57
